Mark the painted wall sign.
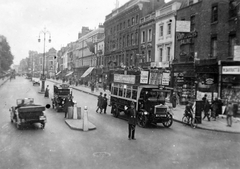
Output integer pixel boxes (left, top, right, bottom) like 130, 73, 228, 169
222, 66, 240, 74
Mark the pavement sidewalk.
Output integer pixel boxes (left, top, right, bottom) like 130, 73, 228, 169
47, 78, 240, 134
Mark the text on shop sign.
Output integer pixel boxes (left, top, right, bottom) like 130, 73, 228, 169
222, 66, 240, 74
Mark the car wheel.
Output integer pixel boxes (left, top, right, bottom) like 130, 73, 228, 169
137, 113, 148, 128
41, 123, 45, 129
163, 113, 173, 128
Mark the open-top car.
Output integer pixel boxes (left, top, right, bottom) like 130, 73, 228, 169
52, 84, 72, 112
10, 98, 47, 129
32, 78, 40, 86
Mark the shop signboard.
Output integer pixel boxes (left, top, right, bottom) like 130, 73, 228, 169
162, 72, 170, 86
222, 66, 240, 74
176, 21, 190, 32
140, 71, 149, 84
114, 74, 135, 84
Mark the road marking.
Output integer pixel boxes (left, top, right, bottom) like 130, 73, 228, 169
1, 123, 8, 129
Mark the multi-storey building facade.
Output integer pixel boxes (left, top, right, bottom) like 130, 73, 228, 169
104, 0, 165, 72
74, 25, 104, 81
173, 0, 240, 107
45, 48, 57, 78
154, 1, 183, 69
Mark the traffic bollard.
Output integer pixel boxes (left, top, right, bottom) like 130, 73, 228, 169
83, 106, 89, 131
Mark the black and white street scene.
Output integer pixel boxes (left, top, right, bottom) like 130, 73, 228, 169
1, 0, 240, 169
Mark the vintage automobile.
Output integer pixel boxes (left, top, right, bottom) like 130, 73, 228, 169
32, 78, 40, 86
52, 84, 72, 112
10, 98, 47, 129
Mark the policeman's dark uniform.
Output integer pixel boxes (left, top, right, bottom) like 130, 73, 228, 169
128, 102, 137, 140
64, 97, 73, 118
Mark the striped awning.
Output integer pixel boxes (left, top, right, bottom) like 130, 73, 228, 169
81, 67, 94, 78
66, 71, 73, 77
56, 71, 61, 76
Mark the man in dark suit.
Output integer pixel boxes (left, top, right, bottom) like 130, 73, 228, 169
128, 102, 137, 140
64, 95, 73, 118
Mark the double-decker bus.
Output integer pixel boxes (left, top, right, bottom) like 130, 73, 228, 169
109, 69, 173, 128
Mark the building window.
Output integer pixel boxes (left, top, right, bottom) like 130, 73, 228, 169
229, 34, 237, 58
141, 31, 145, 43
123, 35, 125, 47
132, 17, 135, 25
123, 21, 125, 29
135, 32, 138, 45
128, 19, 131, 27
136, 15, 139, 24
229, 0, 238, 18
159, 25, 163, 37
189, 0, 194, 5
210, 37, 217, 58
159, 48, 163, 62
147, 50, 151, 62
127, 35, 129, 46
211, 5, 218, 23
167, 23, 172, 35
148, 29, 152, 42
166, 46, 171, 61
190, 15, 195, 31
131, 33, 134, 45
142, 51, 145, 62
120, 23, 122, 30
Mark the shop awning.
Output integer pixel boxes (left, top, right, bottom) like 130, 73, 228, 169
66, 71, 73, 77
81, 67, 94, 78
56, 71, 61, 76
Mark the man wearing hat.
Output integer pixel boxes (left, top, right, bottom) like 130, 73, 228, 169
128, 102, 137, 140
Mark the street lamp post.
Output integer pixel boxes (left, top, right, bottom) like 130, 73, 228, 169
38, 27, 51, 93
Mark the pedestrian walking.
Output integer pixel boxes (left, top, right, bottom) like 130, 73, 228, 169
103, 82, 107, 92
202, 94, 211, 121
225, 101, 234, 127
128, 102, 137, 140
102, 93, 108, 114
171, 92, 177, 108
211, 97, 219, 121
44, 85, 49, 98
96, 92, 103, 113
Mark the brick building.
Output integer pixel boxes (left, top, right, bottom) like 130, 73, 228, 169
173, 0, 240, 106
104, 0, 165, 71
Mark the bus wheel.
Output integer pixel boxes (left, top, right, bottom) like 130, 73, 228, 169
137, 113, 148, 128
112, 106, 119, 118
163, 113, 173, 128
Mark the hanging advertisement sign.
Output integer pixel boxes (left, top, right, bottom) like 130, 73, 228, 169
162, 72, 170, 86
149, 72, 162, 85
114, 74, 135, 84
140, 71, 149, 84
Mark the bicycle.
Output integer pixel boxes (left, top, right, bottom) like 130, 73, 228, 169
182, 112, 200, 128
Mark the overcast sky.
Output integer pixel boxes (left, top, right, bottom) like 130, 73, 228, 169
0, 0, 170, 65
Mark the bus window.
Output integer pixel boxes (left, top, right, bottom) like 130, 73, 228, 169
126, 86, 132, 98
119, 84, 123, 97
113, 86, 118, 95
132, 90, 137, 99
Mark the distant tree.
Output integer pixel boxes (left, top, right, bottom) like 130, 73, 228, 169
0, 36, 14, 71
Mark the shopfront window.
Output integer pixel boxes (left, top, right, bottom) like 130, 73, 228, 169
221, 75, 240, 105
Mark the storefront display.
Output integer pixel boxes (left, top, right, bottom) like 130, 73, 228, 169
172, 63, 195, 105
